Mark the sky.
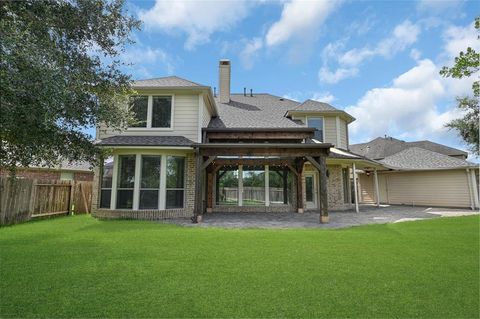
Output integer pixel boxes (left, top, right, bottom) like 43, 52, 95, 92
94, 0, 479, 158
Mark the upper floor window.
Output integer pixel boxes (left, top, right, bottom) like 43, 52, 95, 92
129, 95, 173, 129
307, 117, 324, 142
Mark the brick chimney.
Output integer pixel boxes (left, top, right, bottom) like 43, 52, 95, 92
218, 59, 231, 103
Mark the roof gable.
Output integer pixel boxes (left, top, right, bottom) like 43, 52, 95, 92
133, 76, 205, 88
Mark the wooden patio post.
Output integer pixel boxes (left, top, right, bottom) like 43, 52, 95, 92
295, 158, 304, 213
315, 156, 329, 224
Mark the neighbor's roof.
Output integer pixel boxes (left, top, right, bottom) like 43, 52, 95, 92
27, 160, 92, 172
209, 94, 304, 128
380, 147, 475, 170
132, 76, 206, 88
350, 137, 468, 160
97, 135, 194, 147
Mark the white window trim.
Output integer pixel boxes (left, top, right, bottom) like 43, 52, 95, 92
305, 116, 325, 143
109, 152, 187, 211
127, 94, 175, 131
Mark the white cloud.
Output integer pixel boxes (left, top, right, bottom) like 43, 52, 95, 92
410, 48, 422, 60
239, 38, 264, 69
442, 21, 480, 59
339, 20, 421, 66
318, 66, 358, 84
345, 59, 470, 145
265, 0, 340, 47
311, 91, 336, 104
319, 20, 421, 84
121, 45, 176, 78
283, 91, 336, 104
139, 0, 251, 50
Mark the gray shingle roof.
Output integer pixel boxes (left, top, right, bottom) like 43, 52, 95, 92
350, 137, 468, 160
380, 147, 475, 170
133, 76, 205, 88
209, 94, 304, 128
291, 99, 338, 112
97, 136, 194, 147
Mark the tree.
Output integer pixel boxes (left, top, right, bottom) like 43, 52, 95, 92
440, 16, 480, 156
0, 0, 141, 174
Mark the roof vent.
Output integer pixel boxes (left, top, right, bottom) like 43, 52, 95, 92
279, 98, 284, 101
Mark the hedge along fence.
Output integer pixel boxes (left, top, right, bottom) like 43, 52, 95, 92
0, 177, 93, 226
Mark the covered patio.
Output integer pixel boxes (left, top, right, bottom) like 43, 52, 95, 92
193, 142, 331, 223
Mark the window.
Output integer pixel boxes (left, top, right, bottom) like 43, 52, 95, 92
305, 175, 314, 202
100, 157, 114, 208
116, 155, 136, 209
152, 96, 172, 128
129, 95, 172, 129
269, 167, 293, 205
308, 117, 324, 142
166, 156, 185, 209
130, 96, 148, 127
140, 156, 161, 209
242, 166, 265, 206
216, 167, 239, 205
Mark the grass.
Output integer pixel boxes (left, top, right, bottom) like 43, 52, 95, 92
1, 215, 479, 318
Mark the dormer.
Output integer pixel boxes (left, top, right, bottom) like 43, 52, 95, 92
285, 100, 355, 150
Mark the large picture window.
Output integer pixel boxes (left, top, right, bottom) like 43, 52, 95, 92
152, 96, 172, 128
116, 155, 136, 209
269, 167, 293, 205
100, 157, 114, 208
308, 117, 324, 142
216, 167, 239, 205
166, 156, 185, 209
128, 95, 172, 129
242, 166, 265, 206
130, 96, 148, 128
140, 156, 161, 209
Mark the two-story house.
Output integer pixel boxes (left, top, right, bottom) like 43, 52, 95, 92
91, 60, 387, 223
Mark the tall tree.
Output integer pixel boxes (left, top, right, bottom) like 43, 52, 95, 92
440, 16, 479, 156
0, 0, 141, 173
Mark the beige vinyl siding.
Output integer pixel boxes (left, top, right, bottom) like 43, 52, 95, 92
358, 170, 471, 208
202, 102, 211, 128
358, 174, 375, 203
323, 117, 336, 145
98, 94, 200, 142
338, 118, 348, 149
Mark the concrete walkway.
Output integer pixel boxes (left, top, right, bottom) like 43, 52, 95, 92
165, 205, 478, 229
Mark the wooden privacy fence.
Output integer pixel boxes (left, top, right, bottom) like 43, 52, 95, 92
0, 177, 93, 226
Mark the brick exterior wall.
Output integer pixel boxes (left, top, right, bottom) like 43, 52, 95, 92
92, 152, 195, 220
303, 164, 351, 212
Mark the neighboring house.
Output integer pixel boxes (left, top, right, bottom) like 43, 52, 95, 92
351, 137, 479, 209
1, 160, 94, 181
92, 59, 379, 223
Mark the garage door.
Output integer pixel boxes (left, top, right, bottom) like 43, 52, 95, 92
359, 170, 472, 208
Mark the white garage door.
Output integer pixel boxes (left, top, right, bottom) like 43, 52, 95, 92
359, 170, 472, 208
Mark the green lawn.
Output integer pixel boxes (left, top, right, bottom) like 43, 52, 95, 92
1, 215, 478, 318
